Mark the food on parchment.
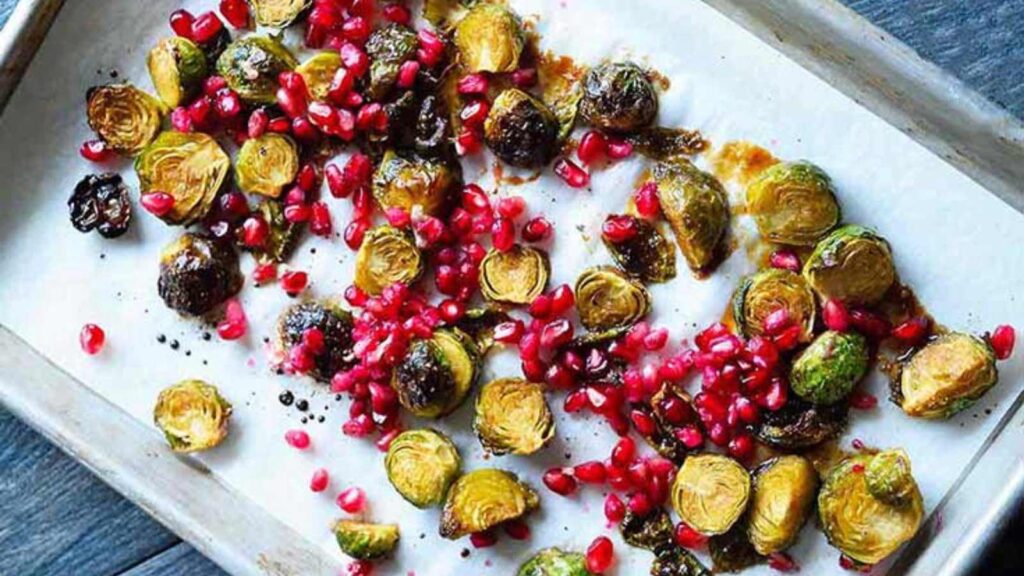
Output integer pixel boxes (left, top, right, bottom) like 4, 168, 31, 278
68, 173, 133, 238
385, 428, 461, 508
158, 232, 242, 316
153, 379, 232, 452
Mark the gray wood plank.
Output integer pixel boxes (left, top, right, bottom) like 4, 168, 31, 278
121, 543, 224, 576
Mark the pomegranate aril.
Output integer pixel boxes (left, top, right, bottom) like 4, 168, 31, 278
823, 298, 851, 332
577, 130, 607, 165
772, 324, 803, 351
511, 67, 537, 88
549, 284, 575, 315
284, 429, 310, 449
606, 139, 633, 160
675, 523, 707, 549
336, 486, 366, 513
545, 363, 575, 389
991, 325, 1016, 360
458, 73, 490, 95
281, 270, 308, 296
396, 60, 420, 89
345, 560, 373, 576
573, 461, 607, 484
469, 530, 497, 548
170, 107, 192, 132
169, 10, 195, 38
139, 192, 175, 217
769, 249, 801, 272
253, 262, 278, 285
728, 433, 755, 460
543, 468, 578, 496
850, 308, 891, 340
628, 491, 652, 516
630, 409, 657, 436
848, 390, 878, 410
522, 217, 552, 242
491, 217, 515, 252
241, 216, 269, 247
604, 493, 625, 523
79, 324, 105, 355
217, 317, 246, 340
219, 0, 250, 28
541, 319, 574, 349
634, 182, 660, 218
493, 320, 525, 343
554, 158, 590, 188
382, 3, 411, 24
310, 202, 332, 236
564, 389, 588, 413
602, 215, 638, 243
79, 139, 115, 162
455, 128, 482, 155
310, 468, 330, 492
190, 12, 224, 44
416, 29, 445, 66
340, 43, 370, 77
892, 316, 930, 343
763, 307, 792, 336
342, 16, 371, 44
267, 116, 290, 133
769, 552, 799, 572
676, 424, 704, 449
503, 520, 530, 540
585, 536, 614, 574
344, 219, 369, 249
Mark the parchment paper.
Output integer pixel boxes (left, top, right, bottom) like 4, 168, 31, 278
1, 0, 1022, 574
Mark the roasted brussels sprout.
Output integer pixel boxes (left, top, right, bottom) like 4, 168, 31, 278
652, 160, 730, 273
235, 133, 299, 198
474, 378, 554, 456
135, 131, 231, 225
517, 548, 590, 576
671, 454, 751, 536
333, 520, 400, 560
602, 215, 676, 283
479, 245, 550, 305
803, 224, 895, 306
651, 547, 711, 576
484, 88, 559, 168
789, 330, 869, 405
456, 306, 512, 354
621, 507, 675, 553
68, 173, 132, 238
354, 225, 424, 296
216, 36, 298, 104
454, 3, 524, 73
635, 384, 701, 463
732, 269, 816, 342
747, 456, 818, 555
385, 428, 461, 508
754, 396, 848, 450
153, 379, 232, 452
580, 62, 658, 133
865, 449, 916, 506
277, 300, 356, 382
575, 266, 651, 331
373, 149, 460, 217
86, 84, 163, 156
628, 127, 708, 161
746, 161, 840, 246
365, 23, 419, 100
295, 52, 342, 102
158, 233, 243, 316
250, 199, 299, 264
818, 452, 924, 565
147, 37, 207, 108
393, 329, 479, 418
249, 0, 310, 28
896, 332, 998, 419
708, 525, 762, 574
440, 468, 539, 539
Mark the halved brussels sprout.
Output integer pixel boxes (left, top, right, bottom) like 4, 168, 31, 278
216, 36, 298, 104
818, 452, 924, 565
354, 225, 425, 296
747, 456, 819, 555
235, 133, 299, 198
333, 520, 400, 560
393, 329, 479, 418
135, 131, 231, 225
897, 332, 998, 419
580, 61, 658, 133
621, 507, 675, 553
277, 300, 356, 382
746, 161, 840, 246
456, 306, 512, 354
250, 200, 299, 264
652, 546, 711, 576
803, 225, 896, 306
602, 215, 676, 283
575, 266, 651, 332
365, 23, 420, 100
484, 88, 560, 168
385, 428, 461, 508
68, 173, 133, 239
295, 52, 342, 102
479, 245, 550, 305
652, 160, 730, 273
732, 269, 816, 343
474, 378, 554, 456
153, 379, 232, 452
87, 84, 164, 156
790, 330, 869, 405
671, 454, 751, 536
158, 233, 243, 316
249, 0, 310, 28
373, 149, 460, 217
440, 468, 539, 539
147, 37, 207, 108
454, 3, 524, 73
754, 396, 848, 450
865, 449, 916, 506
708, 525, 763, 574
517, 548, 589, 576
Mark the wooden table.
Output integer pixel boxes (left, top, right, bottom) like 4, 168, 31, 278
1, 1, 1021, 574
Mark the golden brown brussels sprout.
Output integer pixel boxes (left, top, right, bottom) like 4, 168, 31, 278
575, 266, 651, 332
235, 133, 299, 198
354, 225, 425, 296
671, 454, 751, 536
620, 507, 675, 553
896, 332, 997, 419
747, 456, 819, 555
484, 88, 560, 168
87, 84, 164, 156
249, 0, 310, 28
803, 225, 896, 306
158, 233, 243, 316
708, 525, 762, 574
372, 149, 460, 217
216, 36, 298, 104
68, 173, 133, 239
865, 449, 916, 506
652, 546, 711, 576
385, 428, 461, 508
652, 160, 730, 273
135, 131, 231, 225
746, 161, 840, 246
393, 329, 479, 418
474, 378, 554, 456
479, 245, 550, 305
732, 269, 816, 343
790, 330, 870, 405
147, 37, 207, 108
295, 52, 342, 102
517, 548, 590, 576
153, 379, 232, 452
277, 300, 356, 382
818, 452, 924, 565
365, 23, 420, 100
454, 3, 524, 73
580, 61, 658, 133
602, 215, 677, 284
333, 520, 400, 560
440, 468, 539, 539
754, 396, 848, 450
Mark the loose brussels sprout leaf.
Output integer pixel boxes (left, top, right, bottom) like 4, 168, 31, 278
393, 330, 479, 418
68, 173, 132, 239
385, 428, 461, 508
652, 160, 730, 273
865, 449, 916, 506
602, 215, 677, 284
671, 454, 751, 536
454, 3, 524, 73
158, 233, 243, 316
474, 378, 554, 456
746, 161, 840, 246
479, 245, 550, 305
754, 396, 848, 451
249, 0, 310, 28
651, 547, 711, 576
235, 133, 299, 198
747, 455, 819, 555
354, 225, 425, 296
277, 300, 356, 382
621, 507, 675, 553
296, 52, 342, 102
153, 379, 232, 452
456, 306, 511, 354
575, 266, 651, 332
628, 127, 708, 161
251, 199, 299, 264
373, 149, 460, 217
135, 131, 231, 225
216, 36, 298, 104
897, 332, 997, 419
732, 269, 816, 343
147, 37, 207, 108
708, 525, 763, 573
803, 225, 896, 306
517, 547, 590, 576
580, 61, 658, 133
790, 330, 870, 405
365, 24, 419, 100
484, 88, 560, 168
87, 84, 164, 156
439, 468, 539, 539
819, 453, 924, 565
414, 94, 457, 159
538, 54, 585, 143
333, 520, 400, 560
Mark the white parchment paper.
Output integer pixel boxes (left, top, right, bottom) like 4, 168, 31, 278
1, 0, 1023, 574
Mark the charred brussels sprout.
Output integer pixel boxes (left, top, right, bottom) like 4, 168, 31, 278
484, 88, 559, 168
746, 161, 840, 246
153, 379, 232, 452
581, 62, 658, 133
393, 329, 479, 418
479, 245, 550, 305
333, 520, 400, 560
732, 269, 816, 343
147, 37, 207, 108
277, 300, 356, 382
135, 131, 231, 225
454, 3, 524, 73
637, 384, 701, 463
651, 547, 711, 576
68, 173, 132, 238
373, 149, 460, 217
354, 225, 424, 296
897, 332, 997, 419
602, 215, 677, 283
652, 160, 730, 273
249, 0, 310, 28
621, 507, 675, 553
747, 456, 818, 555
235, 133, 299, 198
440, 468, 539, 539
803, 224, 896, 306
216, 36, 298, 104
385, 428, 460, 508
575, 266, 651, 332
295, 52, 342, 102
474, 378, 554, 456
158, 233, 242, 316
365, 24, 419, 100
671, 454, 751, 536
629, 126, 708, 161
865, 449, 916, 506
790, 330, 869, 405
754, 396, 848, 450
517, 548, 590, 576
86, 84, 163, 156
708, 525, 762, 573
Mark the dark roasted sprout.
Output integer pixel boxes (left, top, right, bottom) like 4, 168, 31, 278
652, 159, 730, 273
153, 379, 232, 453
249, 0, 311, 28
333, 520, 400, 560
235, 133, 299, 198
216, 36, 298, 104
789, 330, 870, 405
480, 245, 550, 305
439, 468, 539, 539
474, 378, 554, 456
896, 332, 998, 419
638, 384, 701, 463
581, 61, 658, 133
732, 269, 816, 342
384, 428, 461, 508
365, 23, 419, 100
575, 266, 651, 331
68, 173, 133, 238
354, 225, 424, 296
621, 507, 675, 553
651, 547, 711, 576
147, 37, 207, 108
747, 456, 818, 555
517, 548, 590, 576
803, 224, 896, 306
295, 52, 342, 102
708, 525, 762, 574
277, 300, 356, 382
454, 3, 524, 73
746, 161, 840, 246
135, 131, 231, 225
158, 233, 243, 316
86, 84, 164, 156
754, 396, 848, 450
629, 127, 708, 161
392, 329, 479, 418
456, 306, 512, 353
484, 88, 560, 168
602, 215, 677, 283
671, 454, 751, 536
372, 149, 460, 217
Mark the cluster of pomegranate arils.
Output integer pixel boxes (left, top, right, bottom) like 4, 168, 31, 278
552, 128, 635, 190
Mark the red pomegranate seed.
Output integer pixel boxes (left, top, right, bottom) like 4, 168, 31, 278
345, 560, 373, 576
511, 67, 537, 88
604, 493, 626, 523
503, 520, 530, 540
496, 196, 526, 219
308, 201, 332, 236
542, 468, 577, 496
728, 433, 755, 460
440, 299, 465, 322
628, 491, 653, 516
676, 424, 704, 449
267, 116, 290, 133
310, 468, 329, 492
469, 530, 497, 548
491, 217, 515, 252
281, 270, 308, 296
850, 309, 891, 340
336, 486, 366, 513
219, 0, 250, 28
554, 158, 590, 188
460, 99, 490, 128
585, 536, 614, 574
455, 128, 482, 156
289, 344, 315, 373
606, 138, 633, 160
849, 390, 878, 410
382, 3, 411, 24
376, 428, 401, 452
396, 60, 420, 89
190, 12, 224, 44
577, 130, 607, 165
344, 219, 369, 249
240, 216, 269, 247
203, 76, 228, 97
79, 139, 114, 162
573, 461, 607, 484
991, 325, 1016, 360
284, 429, 310, 450
169, 9, 195, 38
461, 184, 491, 213
545, 363, 575, 389
79, 324, 105, 355
769, 552, 799, 572
170, 107, 192, 132
139, 192, 175, 217
217, 316, 246, 340
522, 217, 552, 242
416, 29, 445, 66
769, 250, 801, 272
563, 389, 587, 413
823, 299, 851, 332
284, 203, 311, 223
246, 108, 269, 139
253, 262, 278, 285
675, 523, 707, 549
602, 215, 639, 244
763, 307, 792, 336
339, 43, 369, 78
458, 73, 490, 95
188, 96, 213, 128
630, 409, 657, 436
634, 182, 660, 218
892, 316, 930, 343
772, 325, 803, 351
541, 319, 574, 349
493, 320, 525, 343
549, 284, 575, 315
